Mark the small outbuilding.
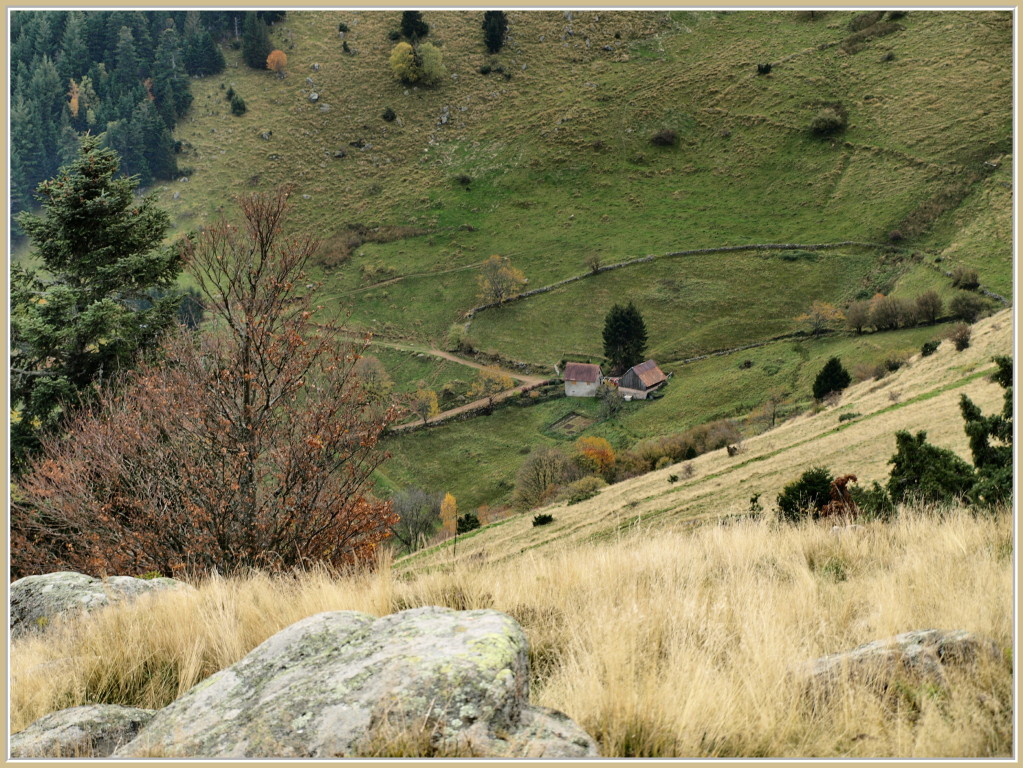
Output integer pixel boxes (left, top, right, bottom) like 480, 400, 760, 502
618, 360, 667, 400
563, 362, 603, 398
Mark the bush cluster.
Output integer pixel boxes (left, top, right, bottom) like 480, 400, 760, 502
809, 104, 847, 137
948, 322, 972, 351
650, 129, 679, 147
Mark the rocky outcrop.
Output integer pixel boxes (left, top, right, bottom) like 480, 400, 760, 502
113, 606, 598, 758
10, 705, 156, 758
798, 628, 1001, 694
10, 572, 191, 639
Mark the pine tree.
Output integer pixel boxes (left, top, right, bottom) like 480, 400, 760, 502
400, 11, 429, 40
959, 356, 1013, 506
812, 357, 852, 401
886, 431, 976, 506
184, 26, 225, 76
241, 12, 273, 69
56, 10, 89, 83
482, 11, 508, 53
152, 25, 192, 128
11, 135, 183, 470
111, 25, 142, 96
602, 301, 648, 375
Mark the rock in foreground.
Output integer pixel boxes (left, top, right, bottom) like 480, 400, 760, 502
11, 705, 156, 758
115, 606, 598, 758
10, 571, 191, 639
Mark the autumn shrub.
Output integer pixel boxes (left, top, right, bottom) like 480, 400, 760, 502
650, 129, 678, 147
849, 10, 885, 31
561, 476, 607, 505
10, 189, 398, 579
949, 291, 989, 323
914, 290, 943, 325
869, 294, 915, 331
951, 266, 980, 290
948, 323, 972, 351
575, 436, 616, 481
809, 104, 847, 137
776, 466, 833, 522
513, 446, 575, 510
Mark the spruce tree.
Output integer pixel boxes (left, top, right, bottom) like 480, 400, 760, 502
11, 135, 183, 470
812, 357, 851, 400
400, 11, 429, 40
602, 301, 648, 375
482, 11, 508, 53
241, 12, 273, 69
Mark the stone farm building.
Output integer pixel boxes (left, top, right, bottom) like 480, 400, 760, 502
563, 362, 603, 397
618, 360, 667, 400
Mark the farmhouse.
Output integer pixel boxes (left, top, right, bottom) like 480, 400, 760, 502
618, 360, 667, 400
563, 362, 602, 397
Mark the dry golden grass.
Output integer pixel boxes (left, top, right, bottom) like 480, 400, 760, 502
10, 506, 1011, 758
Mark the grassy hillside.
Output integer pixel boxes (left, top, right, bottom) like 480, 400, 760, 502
140, 10, 1011, 507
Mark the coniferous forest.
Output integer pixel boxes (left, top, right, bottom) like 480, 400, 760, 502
8, 10, 285, 231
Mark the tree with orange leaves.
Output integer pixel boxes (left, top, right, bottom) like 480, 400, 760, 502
575, 436, 616, 481
267, 49, 288, 77
11, 187, 398, 579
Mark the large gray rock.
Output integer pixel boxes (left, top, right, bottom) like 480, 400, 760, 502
10, 571, 191, 639
11, 705, 156, 758
116, 607, 598, 758
799, 629, 1001, 694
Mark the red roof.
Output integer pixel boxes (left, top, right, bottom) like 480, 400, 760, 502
627, 360, 667, 389
564, 362, 602, 384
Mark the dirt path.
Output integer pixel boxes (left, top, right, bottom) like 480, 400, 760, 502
333, 329, 552, 429
390, 380, 552, 432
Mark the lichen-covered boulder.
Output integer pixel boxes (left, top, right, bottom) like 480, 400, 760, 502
10, 571, 191, 639
798, 628, 1001, 695
115, 606, 598, 758
11, 705, 156, 758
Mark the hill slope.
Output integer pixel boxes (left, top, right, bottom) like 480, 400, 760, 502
397, 308, 1012, 572
147, 9, 1012, 510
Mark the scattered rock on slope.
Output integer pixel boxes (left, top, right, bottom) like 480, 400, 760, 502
798, 628, 1001, 694
10, 705, 156, 758
115, 606, 598, 758
10, 572, 191, 639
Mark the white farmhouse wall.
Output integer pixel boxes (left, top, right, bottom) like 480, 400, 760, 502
565, 380, 600, 398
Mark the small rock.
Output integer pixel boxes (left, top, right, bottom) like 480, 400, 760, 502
797, 629, 1001, 698
179, 176, 189, 183
312, 63, 320, 71
260, 130, 272, 140
306, 76, 314, 86
308, 92, 319, 102
302, 194, 311, 200
172, 191, 180, 200
319, 104, 331, 112
12, 705, 156, 758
